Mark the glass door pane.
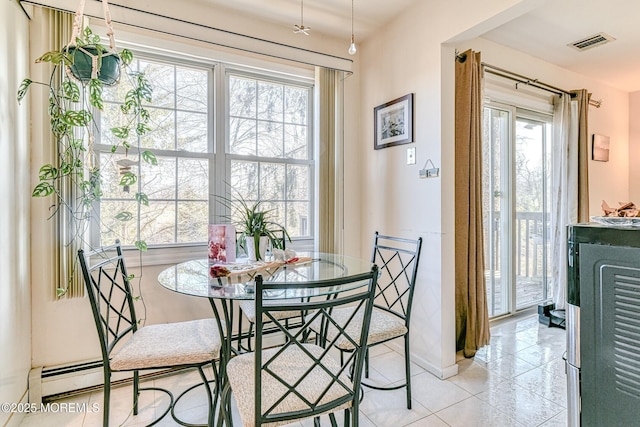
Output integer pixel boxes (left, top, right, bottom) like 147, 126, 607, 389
483, 107, 510, 318
483, 106, 552, 319
514, 117, 551, 309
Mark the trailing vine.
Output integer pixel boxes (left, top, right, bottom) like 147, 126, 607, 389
18, 26, 156, 294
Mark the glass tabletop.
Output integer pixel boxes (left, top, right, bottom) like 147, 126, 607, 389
157, 252, 374, 300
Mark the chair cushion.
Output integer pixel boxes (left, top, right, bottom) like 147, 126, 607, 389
110, 319, 221, 371
311, 307, 407, 351
227, 344, 352, 427
239, 299, 305, 323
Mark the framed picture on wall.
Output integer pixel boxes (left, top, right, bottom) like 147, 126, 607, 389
374, 93, 414, 150
592, 134, 610, 162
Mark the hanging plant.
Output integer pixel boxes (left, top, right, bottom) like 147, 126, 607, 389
16, 0, 155, 259
67, 44, 121, 86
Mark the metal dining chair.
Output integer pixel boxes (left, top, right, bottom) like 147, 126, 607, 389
312, 232, 423, 409
221, 265, 378, 427
78, 240, 221, 426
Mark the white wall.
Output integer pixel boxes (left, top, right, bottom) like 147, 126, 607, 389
356, 0, 537, 378
0, 1, 32, 425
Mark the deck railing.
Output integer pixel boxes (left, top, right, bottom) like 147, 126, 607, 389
486, 211, 548, 277
485, 211, 550, 314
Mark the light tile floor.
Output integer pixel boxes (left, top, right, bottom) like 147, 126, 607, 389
19, 312, 567, 427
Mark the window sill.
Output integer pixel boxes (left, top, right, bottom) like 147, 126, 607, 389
122, 243, 208, 268
121, 239, 314, 269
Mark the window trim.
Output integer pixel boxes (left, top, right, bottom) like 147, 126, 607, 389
483, 100, 554, 317
92, 51, 316, 253
221, 66, 315, 246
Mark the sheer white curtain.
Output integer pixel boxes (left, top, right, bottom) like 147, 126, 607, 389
550, 94, 579, 310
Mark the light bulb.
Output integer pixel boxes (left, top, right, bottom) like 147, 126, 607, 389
348, 36, 357, 55
348, 0, 357, 56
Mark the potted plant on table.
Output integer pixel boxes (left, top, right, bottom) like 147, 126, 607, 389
219, 195, 290, 261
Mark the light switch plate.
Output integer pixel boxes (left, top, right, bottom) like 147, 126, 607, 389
406, 147, 416, 165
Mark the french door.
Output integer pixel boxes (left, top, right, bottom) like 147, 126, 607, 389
482, 103, 552, 318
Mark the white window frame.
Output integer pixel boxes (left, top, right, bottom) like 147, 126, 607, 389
483, 99, 554, 318
220, 66, 315, 248
92, 53, 316, 264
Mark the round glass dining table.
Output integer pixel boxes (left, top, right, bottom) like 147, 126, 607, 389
157, 252, 373, 426
157, 252, 373, 300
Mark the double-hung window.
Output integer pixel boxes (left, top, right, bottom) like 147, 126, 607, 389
94, 54, 314, 250
227, 72, 313, 241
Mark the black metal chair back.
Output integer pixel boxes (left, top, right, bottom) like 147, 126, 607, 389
371, 232, 423, 327
79, 240, 220, 426
240, 266, 378, 426
78, 239, 138, 363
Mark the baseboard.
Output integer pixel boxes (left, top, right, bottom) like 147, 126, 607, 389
385, 340, 459, 380
412, 353, 459, 380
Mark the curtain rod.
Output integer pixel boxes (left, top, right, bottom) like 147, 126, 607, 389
456, 51, 602, 108
20, 0, 354, 73
14, 0, 30, 18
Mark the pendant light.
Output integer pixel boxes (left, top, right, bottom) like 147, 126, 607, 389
348, 0, 357, 55
293, 0, 310, 35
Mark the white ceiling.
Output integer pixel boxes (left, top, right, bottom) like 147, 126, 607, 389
188, 0, 420, 42
160, 0, 640, 93
481, 0, 640, 93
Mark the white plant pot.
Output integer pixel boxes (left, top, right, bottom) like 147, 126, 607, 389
246, 235, 269, 261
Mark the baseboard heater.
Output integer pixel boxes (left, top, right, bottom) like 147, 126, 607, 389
42, 359, 103, 380
35, 331, 288, 402
33, 360, 188, 403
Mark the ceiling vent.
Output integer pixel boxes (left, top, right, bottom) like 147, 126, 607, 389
568, 32, 616, 51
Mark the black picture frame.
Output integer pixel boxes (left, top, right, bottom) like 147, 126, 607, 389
374, 93, 414, 150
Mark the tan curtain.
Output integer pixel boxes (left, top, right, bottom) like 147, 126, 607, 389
572, 89, 591, 222
316, 67, 344, 254
31, 7, 83, 298
454, 49, 490, 358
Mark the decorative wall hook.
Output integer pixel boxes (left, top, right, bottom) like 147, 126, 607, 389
419, 158, 439, 178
